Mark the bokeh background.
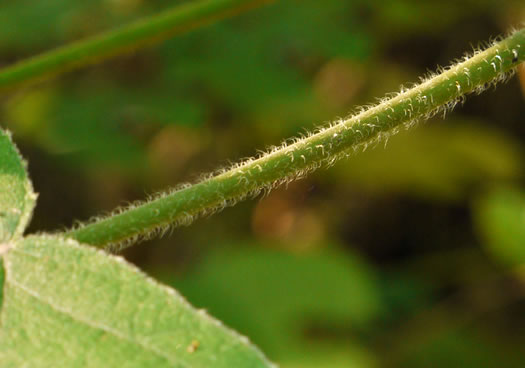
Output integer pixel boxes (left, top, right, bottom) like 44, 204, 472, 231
2, 0, 525, 366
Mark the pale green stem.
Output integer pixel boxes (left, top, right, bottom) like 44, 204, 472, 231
0, 0, 275, 92
66, 28, 525, 249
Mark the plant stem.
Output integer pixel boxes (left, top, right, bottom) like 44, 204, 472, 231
66, 28, 525, 249
0, 0, 275, 92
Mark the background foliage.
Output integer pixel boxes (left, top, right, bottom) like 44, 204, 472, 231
2, 0, 525, 366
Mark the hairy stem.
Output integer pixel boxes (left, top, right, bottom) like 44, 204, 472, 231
66, 28, 525, 249
0, 0, 275, 92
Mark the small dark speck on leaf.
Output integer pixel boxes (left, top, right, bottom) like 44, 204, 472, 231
187, 340, 200, 353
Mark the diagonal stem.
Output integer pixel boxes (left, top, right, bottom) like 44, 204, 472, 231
65, 28, 525, 250
0, 0, 275, 92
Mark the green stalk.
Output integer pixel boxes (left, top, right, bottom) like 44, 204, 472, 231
0, 0, 275, 92
66, 28, 525, 250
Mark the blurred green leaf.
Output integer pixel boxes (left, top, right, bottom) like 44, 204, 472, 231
156, 245, 381, 362
280, 341, 376, 368
0, 0, 109, 49
2, 0, 375, 172
473, 186, 525, 266
332, 122, 522, 201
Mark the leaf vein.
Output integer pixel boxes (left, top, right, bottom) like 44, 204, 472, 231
7, 277, 190, 368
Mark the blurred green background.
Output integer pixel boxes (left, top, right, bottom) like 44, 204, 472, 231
2, 0, 525, 366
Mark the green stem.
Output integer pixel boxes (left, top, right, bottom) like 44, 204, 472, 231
66, 28, 525, 249
0, 0, 275, 92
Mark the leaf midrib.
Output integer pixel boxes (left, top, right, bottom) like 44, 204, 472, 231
2, 250, 192, 368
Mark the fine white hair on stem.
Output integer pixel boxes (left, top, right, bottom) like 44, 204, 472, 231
66, 27, 525, 250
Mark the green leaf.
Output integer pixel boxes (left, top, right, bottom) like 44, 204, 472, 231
334, 122, 522, 201
158, 246, 381, 360
0, 129, 36, 242
0, 259, 4, 310
473, 187, 525, 267
0, 235, 273, 368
